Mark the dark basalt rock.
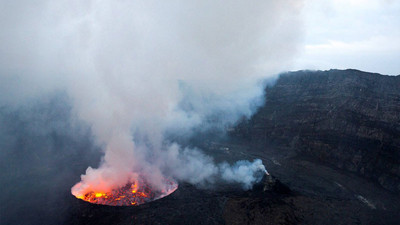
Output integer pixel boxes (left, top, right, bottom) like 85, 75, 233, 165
2, 69, 400, 225
233, 69, 400, 193
252, 174, 291, 195
67, 179, 298, 225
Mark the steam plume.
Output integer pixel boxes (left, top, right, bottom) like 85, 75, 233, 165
0, 1, 304, 193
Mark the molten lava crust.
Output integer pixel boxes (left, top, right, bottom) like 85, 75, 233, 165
74, 179, 178, 206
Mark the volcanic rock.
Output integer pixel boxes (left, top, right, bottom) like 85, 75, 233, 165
234, 69, 400, 193
2, 69, 400, 225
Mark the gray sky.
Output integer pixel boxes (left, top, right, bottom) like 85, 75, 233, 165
292, 0, 400, 75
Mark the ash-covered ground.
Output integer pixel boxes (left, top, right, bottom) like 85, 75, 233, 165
1, 70, 400, 225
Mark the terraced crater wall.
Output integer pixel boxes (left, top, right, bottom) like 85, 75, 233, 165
234, 69, 400, 192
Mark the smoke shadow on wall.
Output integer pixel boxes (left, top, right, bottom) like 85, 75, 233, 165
0, 93, 102, 225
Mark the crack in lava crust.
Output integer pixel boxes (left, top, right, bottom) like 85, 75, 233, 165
73, 178, 178, 206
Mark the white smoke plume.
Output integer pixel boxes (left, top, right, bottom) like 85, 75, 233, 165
0, 1, 304, 194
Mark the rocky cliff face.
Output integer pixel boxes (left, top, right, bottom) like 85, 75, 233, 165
235, 69, 400, 192
2, 70, 399, 225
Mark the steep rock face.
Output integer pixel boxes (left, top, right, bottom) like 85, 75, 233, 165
236, 69, 400, 192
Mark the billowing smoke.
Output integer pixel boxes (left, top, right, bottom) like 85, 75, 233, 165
0, 0, 303, 194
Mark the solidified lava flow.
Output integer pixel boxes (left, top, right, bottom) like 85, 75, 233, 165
73, 177, 178, 206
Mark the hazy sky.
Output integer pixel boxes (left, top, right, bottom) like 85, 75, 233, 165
292, 0, 400, 75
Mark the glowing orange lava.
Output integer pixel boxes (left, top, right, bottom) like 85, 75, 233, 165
73, 178, 178, 206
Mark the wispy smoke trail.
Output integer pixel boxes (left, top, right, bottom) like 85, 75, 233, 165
0, 0, 304, 193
